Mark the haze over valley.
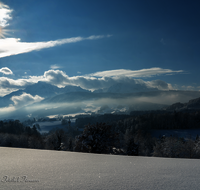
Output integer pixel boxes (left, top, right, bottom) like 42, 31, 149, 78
1, 81, 200, 120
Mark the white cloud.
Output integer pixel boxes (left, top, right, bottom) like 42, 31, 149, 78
0, 76, 41, 96
0, 35, 110, 58
50, 64, 62, 69
87, 68, 183, 78
0, 93, 44, 114
147, 79, 173, 90
86, 35, 105, 40
44, 70, 68, 86
0, 2, 12, 27
0, 2, 111, 56
0, 67, 13, 75
0, 88, 18, 97
11, 92, 44, 107
0, 77, 32, 88
181, 85, 195, 90
0, 105, 16, 115
43, 69, 175, 91
43, 69, 116, 89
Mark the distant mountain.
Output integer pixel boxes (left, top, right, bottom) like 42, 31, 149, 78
0, 82, 89, 108
41, 91, 95, 103
24, 81, 61, 98
165, 102, 185, 111
2, 86, 200, 120
129, 101, 168, 111
0, 90, 24, 108
165, 97, 200, 111
93, 83, 158, 94
187, 97, 200, 108
106, 83, 157, 93
42, 90, 200, 105
25, 81, 89, 98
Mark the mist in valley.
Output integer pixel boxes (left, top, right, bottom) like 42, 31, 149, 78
1, 89, 200, 120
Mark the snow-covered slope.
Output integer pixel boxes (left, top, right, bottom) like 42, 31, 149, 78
1, 147, 200, 190
24, 81, 89, 98
107, 82, 157, 93
24, 81, 61, 97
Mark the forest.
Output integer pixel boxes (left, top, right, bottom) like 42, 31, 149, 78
1, 110, 200, 158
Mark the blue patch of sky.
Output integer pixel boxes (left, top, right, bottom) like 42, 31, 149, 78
1, 0, 200, 87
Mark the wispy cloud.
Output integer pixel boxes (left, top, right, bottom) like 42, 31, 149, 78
50, 64, 62, 69
0, 2, 12, 38
0, 35, 110, 58
0, 2, 12, 27
181, 85, 195, 90
87, 68, 183, 78
0, 2, 111, 57
0, 67, 13, 75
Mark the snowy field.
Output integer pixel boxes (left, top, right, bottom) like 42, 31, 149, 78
1, 147, 200, 190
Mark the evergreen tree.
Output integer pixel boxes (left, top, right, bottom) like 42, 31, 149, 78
74, 123, 119, 154
126, 138, 139, 156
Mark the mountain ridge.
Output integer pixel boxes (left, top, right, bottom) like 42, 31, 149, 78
165, 97, 200, 111
0, 81, 89, 108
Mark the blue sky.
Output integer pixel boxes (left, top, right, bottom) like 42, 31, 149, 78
0, 0, 200, 97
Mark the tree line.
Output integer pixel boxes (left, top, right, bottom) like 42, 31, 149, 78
1, 110, 200, 158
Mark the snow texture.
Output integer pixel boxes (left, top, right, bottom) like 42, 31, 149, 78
0, 147, 200, 190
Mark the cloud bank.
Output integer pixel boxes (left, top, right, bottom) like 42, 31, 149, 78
43, 68, 179, 91
0, 67, 183, 96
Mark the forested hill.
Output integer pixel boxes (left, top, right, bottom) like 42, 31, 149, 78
165, 96, 200, 111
